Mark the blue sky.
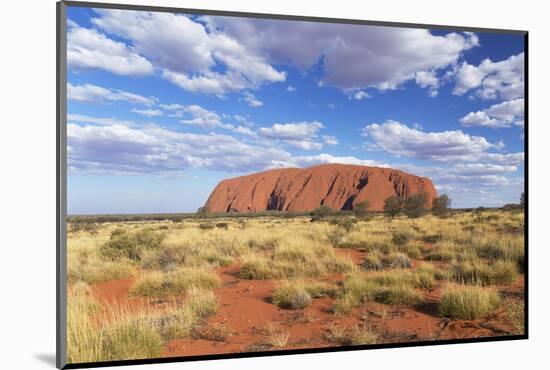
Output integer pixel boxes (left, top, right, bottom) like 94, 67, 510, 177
66, 7, 525, 214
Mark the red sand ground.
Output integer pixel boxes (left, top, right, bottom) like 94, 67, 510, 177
89, 249, 524, 358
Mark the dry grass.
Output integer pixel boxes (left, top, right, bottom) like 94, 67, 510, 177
447, 259, 518, 285
239, 241, 356, 280
67, 288, 164, 363
272, 280, 336, 309
66, 209, 524, 361
262, 323, 290, 348
67, 286, 218, 364
334, 267, 437, 314
325, 324, 378, 346
267, 331, 290, 348
129, 267, 221, 298
439, 284, 502, 320
350, 325, 378, 345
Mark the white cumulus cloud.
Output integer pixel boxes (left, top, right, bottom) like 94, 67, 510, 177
67, 24, 153, 76
92, 9, 285, 95
362, 120, 505, 162
259, 121, 324, 151
181, 105, 223, 129
460, 98, 524, 128
453, 52, 524, 100
202, 16, 478, 92
67, 119, 289, 175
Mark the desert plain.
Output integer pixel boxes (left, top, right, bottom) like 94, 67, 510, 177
66, 206, 525, 364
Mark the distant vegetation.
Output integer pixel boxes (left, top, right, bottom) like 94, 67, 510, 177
403, 193, 429, 218
432, 194, 451, 217
353, 200, 371, 218
310, 205, 337, 218
68, 192, 528, 225
383, 196, 402, 218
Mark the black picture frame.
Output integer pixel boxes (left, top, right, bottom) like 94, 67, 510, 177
56, 1, 528, 368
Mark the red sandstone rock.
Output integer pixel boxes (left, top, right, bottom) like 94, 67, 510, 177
204, 164, 437, 212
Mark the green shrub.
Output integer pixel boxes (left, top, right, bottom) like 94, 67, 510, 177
199, 222, 215, 230
110, 228, 126, 237
392, 230, 414, 245
100, 229, 165, 261
215, 222, 229, 230
336, 218, 355, 232
101, 233, 142, 261
135, 228, 165, 249
404, 193, 428, 218
353, 200, 371, 218
384, 196, 402, 218
432, 194, 451, 217
310, 205, 337, 218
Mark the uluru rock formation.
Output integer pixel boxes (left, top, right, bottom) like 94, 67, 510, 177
204, 164, 437, 212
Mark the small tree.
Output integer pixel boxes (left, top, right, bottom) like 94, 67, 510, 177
404, 192, 428, 218
384, 196, 402, 218
353, 200, 371, 218
520, 192, 525, 208
432, 194, 451, 217
310, 205, 335, 218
